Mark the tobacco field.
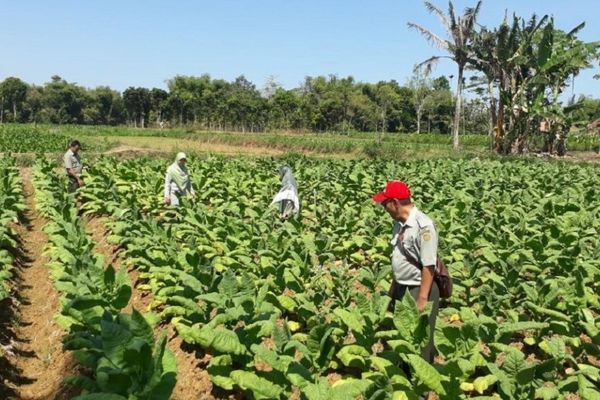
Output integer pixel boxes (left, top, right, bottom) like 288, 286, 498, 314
0, 125, 110, 153
1, 152, 599, 399
39, 154, 598, 400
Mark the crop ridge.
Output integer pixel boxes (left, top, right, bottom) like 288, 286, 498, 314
7, 168, 79, 400
0, 213, 28, 398
84, 214, 215, 400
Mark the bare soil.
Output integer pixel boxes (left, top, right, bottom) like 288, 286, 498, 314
112, 136, 355, 159
563, 151, 600, 163
100, 144, 162, 159
101, 138, 600, 164
166, 326, 215, 400
4, 168, 79, 400
83, 215, 215, 400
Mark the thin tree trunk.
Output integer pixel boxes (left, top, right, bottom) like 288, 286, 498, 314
379, 108, 386, 144
495, 102, 504, 153
488, 80, 497, 151
13, 101, 17, 121
416, 107, 422, 134
452, 66, 464, 150
0, 97, 4, 124
382, 108, 386, 142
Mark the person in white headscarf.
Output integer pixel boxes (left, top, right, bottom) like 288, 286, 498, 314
164, 152, 195, 206
271, 166, 300, 219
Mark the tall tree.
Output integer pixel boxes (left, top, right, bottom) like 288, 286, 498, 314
85, 86, 124, 125
166, 75, 209, 126
371, 82, 400, 142
0, 77, 28, 122
408, 0, 482, 148
269, 88, 302, 130
423, 84, 454, 133
150, 88, 169, 126
228, 75, 263, 132
123, 87, 139, 127
22, 85, 43, 123
123, 87, 151, 128
407, 71, 433, 134
40, 76, 88, 124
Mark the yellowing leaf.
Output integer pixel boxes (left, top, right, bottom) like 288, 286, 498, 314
473, 375, 498, 394
392, 392, 410, 400
287, 321, 301, 332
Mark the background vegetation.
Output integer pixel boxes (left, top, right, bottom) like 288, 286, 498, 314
0, 0, 599, 158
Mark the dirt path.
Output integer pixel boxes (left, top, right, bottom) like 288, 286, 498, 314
84, 216, 215, 400
7, 168, 78, 400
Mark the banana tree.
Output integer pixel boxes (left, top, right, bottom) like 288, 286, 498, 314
470, 15, 600, 155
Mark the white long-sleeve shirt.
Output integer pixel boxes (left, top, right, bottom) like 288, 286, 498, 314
164, 171, 194, 199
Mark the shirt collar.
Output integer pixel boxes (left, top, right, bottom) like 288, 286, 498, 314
400, 206, 418, 229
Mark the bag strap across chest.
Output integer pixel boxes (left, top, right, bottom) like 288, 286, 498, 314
397, 226, 453, 298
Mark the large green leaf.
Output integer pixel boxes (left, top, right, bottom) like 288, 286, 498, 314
197, 326, 247, 355
100, 318, 132, 367
230, 370, 284, 399
336, 345, 369, 369
406, 354, 447, 395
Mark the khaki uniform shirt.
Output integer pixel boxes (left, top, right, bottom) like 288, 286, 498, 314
390, 206, 438, 286
63, 149, 82, 176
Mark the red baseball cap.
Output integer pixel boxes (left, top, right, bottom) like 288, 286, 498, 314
372, 181, 411, 203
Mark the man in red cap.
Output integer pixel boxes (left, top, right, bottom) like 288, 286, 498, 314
373, 180, 439, 365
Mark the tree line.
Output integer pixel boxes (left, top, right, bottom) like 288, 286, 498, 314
0, 73, 465, 134
2, 73, 597, 141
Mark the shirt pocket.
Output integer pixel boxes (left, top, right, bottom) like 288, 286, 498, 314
401, 235, 417, 253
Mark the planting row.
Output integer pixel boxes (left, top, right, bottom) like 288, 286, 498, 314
32, 159, 177, 400
0, 157, 24, 302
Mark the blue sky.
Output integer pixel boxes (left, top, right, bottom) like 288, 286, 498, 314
2, 0, 599, 96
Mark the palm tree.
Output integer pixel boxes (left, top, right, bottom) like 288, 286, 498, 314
408, 1, 482, 149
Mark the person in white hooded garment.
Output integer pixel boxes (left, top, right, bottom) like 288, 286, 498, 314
271, 166, 300, 219
164, 152, 195, 206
